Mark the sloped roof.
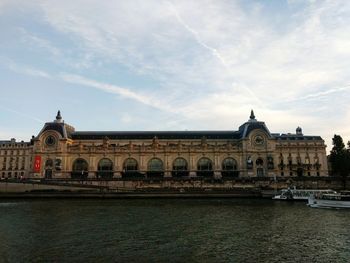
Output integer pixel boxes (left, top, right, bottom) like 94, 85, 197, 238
37, 122, 75, 139
238, 121, 272, 138
71, 130, 242, 140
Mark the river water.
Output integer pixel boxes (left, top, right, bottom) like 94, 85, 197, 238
0, 199, 349, 263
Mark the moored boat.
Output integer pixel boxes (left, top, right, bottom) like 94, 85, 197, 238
272, 188, 336, 201
308, 191, 350, 208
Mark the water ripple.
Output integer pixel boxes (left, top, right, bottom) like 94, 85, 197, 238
0, 199, 349, 262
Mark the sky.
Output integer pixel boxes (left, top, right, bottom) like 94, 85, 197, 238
0, 0, 350, 152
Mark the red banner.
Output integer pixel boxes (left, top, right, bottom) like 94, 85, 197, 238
33, 156, 41, 173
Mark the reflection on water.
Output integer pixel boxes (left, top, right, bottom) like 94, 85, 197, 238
0, 199, 349, 262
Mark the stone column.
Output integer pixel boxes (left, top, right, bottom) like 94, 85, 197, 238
88, 155, 95, 178
189, 153, 196, 177
214, 153, 222, 179
164, 153, 171, 177
140, 154, 146, 174
114, 154, 121, 178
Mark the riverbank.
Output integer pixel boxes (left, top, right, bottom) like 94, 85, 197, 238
0, 176, 348, 199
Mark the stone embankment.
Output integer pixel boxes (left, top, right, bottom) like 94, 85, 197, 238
0, 177, 349, 198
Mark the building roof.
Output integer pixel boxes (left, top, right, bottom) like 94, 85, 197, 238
33, 110, 324, 142
36, 111, 75, 139
71, 131, 242, 140
275, 134, 323, 140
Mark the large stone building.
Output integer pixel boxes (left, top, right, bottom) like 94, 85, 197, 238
0, 139, 32, 179
0, 110, 328, 179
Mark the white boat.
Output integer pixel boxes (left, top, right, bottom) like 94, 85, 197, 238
272, 188, 336, 201
308, 192, 350, 208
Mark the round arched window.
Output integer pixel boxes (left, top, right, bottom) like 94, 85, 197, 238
71, 158, 89, 179
148, 158, 163, 171
222, 158, 239, 177
147, 158, 164, 178
256, 158, 264, 166
124, 158, 138, 171
197, 158, 213, 177
172, 158, 188, 177
97, 158, 113, 179
45, 159, 54, 168
122, 158, 142, 178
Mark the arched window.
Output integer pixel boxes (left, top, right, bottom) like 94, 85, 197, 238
256, 158, 264, 166
45, 159, 53, 168
197, 157, 213, 177
71, 158, 89, 179
147, 158, 164, 178
221, 158, 239, 177
122, 158, 142, 178
256, 158, 264, 177
267, 156, 274, 170
45, 159, 54, 179
172, 158, 189, 177
97, 158, 113, 179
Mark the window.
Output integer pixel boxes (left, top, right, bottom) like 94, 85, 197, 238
122, 158, 142, 178
124, 158, 138, 172
71, 158, 89, 179
97, 158, 113, 179
222, 158, 239, 177
257, 168, 264, 177
197, 158, 213, 177
45, 159, 53, 168
256, 158, 263, 166
267, 156, 274, 170
172, 158, 188, 177
247, 156, 253, 170
147, 158, 164, 178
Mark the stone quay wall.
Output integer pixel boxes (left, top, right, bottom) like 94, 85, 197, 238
1, 177, 349, 196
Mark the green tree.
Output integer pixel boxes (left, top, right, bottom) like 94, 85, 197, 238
329, 135, 350, 188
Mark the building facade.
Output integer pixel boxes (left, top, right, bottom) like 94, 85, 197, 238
0, 139, 32, 179
0, 110, 328, 179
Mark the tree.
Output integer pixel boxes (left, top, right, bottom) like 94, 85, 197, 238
329, 135, 350, 188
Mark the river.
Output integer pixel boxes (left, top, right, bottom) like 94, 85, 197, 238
0, 199, 349, 262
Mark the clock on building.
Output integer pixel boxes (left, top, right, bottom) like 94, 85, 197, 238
45, 135, 56, 146
254, 135, 264, 145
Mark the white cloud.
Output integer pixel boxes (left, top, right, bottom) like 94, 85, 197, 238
1, 0, 350, 152
18, 28, 62, 57
59, 73, 176, 112
6, 60, 51, 79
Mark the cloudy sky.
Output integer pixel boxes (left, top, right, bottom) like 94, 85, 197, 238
1, 0, 350, 151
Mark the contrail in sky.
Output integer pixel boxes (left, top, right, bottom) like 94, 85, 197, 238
60, 73, 178, 113
0, 105, 44, 123
168, 2, 229, 68
167, 1, 264, 107
287, 84, 350, 103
